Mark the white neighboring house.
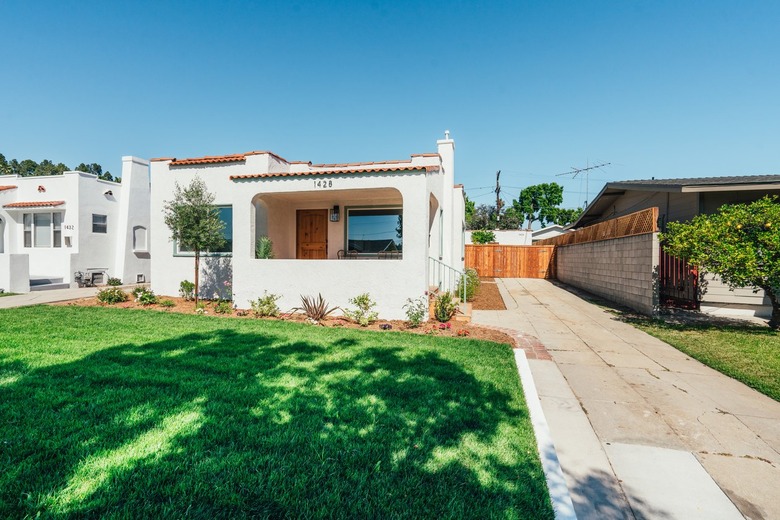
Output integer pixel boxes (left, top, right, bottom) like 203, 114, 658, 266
0, 157, 151, 293
466, 230, 533, 245
149, 133, 466, 319
532, 224, 569, 242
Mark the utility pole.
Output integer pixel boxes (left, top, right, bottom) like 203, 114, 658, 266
556, 162, 610, 207
494, 170, 502, 225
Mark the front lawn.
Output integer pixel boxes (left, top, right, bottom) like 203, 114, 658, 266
0, 306, 552, 519
631, 319, 780, 401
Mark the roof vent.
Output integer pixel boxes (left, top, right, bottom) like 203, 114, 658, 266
444, 130, 450, 140
37, 185, 45, 193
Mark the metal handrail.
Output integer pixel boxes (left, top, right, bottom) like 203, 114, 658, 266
428, 257, 466, 303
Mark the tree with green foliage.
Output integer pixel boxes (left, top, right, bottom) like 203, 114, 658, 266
662, 196, 780, 329
551, 207, 583, 226
513, 182, 564, 230
163, 177, 226, 306
464, 194, 475, 226
33, 159, 68, 176
76, 162, 115, 182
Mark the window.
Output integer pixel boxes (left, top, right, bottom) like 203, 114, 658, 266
23, 214, 32, 248
346, 207, 402, 255
23, 212, 63, 248
92, 214, 107, 233
175, 206, 233, 255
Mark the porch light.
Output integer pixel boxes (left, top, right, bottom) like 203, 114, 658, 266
330, 205, 340, 222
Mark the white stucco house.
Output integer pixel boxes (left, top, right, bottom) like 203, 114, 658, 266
0, 157, 151, 293
149, 132, 466, 319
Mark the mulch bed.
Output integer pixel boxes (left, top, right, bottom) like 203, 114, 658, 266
52, 295, 516, 346
471, 278, 507, 311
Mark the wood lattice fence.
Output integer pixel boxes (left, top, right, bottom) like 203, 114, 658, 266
535, 207, 659, 246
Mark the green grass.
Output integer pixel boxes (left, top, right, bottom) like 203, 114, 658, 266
0, 292, 18, 297
0, 306, 552, 519
631, 319, 780, 401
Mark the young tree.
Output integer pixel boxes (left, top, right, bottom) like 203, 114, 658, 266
662, 196, 780, 328
513, 183, 564, 230
163, 177, 226, 307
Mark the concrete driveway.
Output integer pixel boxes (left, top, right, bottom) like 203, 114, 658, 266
473, 278, 780, 520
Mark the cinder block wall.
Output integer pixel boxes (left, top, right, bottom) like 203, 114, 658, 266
556, 233, 659, 315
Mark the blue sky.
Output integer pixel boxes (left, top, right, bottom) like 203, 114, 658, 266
2, 1, 778, 210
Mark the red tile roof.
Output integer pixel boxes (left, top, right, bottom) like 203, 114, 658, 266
170, 154, 246, 166
152, 150, 290, 166
310, 160, 410, 168
0, 185, 18, 191
231, 165, 439, 180
152, 151, 436, 167
3, 200, 65, 208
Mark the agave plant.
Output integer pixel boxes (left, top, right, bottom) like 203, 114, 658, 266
293, 293, 340, 323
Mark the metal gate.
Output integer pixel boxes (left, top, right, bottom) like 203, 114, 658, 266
659, 247, 699, 309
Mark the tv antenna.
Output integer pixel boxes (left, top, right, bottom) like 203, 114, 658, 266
556, 162, 610, 207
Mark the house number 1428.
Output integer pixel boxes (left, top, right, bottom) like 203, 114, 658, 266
313, 180, 333, 189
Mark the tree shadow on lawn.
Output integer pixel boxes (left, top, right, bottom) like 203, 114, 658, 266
0, 327, 551, 519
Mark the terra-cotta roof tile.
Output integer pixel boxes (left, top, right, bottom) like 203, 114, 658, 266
4, 200, 65, 208
230, 165, 439, 180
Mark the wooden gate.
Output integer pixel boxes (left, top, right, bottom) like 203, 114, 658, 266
659, 247, 699, 309
465, 245, 555, 278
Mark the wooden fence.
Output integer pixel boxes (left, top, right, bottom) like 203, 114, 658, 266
535, 207, 659, 246
465, 245, 556, 278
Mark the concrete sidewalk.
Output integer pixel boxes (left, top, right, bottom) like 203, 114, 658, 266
473, 278, 779, 520
0, 287, 102, 309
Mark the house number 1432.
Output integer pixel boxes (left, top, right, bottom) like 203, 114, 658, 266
313, 180, 333, 189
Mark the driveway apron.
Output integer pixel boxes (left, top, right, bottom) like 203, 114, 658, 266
473, 278, 780, 520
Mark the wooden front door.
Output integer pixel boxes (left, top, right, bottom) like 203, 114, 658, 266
296, 209, 328, 259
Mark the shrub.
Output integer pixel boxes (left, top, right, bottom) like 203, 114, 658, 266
293, 294, 340, 323
159, 299, 176, 308
107, 277, 122, 286
214, 300, 233, 314
471, 229, 496, 244
97, 287, 128, 305
403, 296, 428, 328
344, 293, 379, 327
134, 287, 158, 306
434, 291, 457, 322
179, 280, 195, 301
461, 268, 481, 302
255, 236, 275, 259
249, 291, 282, 317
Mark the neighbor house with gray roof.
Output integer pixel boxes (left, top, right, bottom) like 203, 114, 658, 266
572, 174, 780, 316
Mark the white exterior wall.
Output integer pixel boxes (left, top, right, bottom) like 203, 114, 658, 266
466, 230, 533, 245
149, 135, 465, 319
1, 174, 81, 279
0, 254, 29, 293
0, 167, 150, 290
113, 157, 152, 284
150, 162, 238, 297
71, 174, 123, 281
233, 173, 430, 319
